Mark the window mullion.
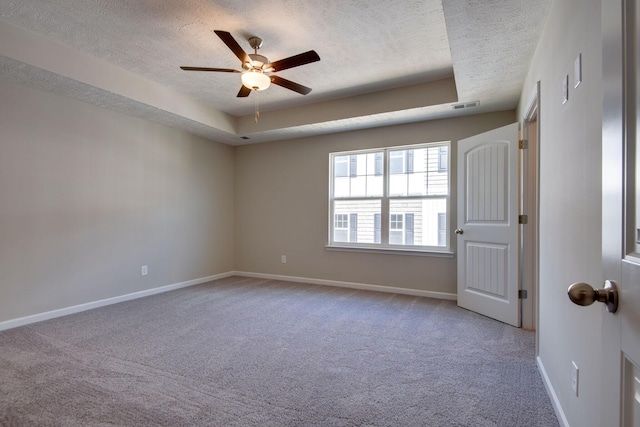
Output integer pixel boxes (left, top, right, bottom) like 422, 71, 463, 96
382, 148, 390, 245
381, 196, 390, 245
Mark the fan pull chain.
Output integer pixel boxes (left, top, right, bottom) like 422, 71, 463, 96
254, 90, 260, 123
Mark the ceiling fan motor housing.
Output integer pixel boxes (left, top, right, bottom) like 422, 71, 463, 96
245, 53, 269, 70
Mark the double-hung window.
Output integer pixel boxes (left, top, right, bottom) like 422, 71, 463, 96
329, 142, 450, 252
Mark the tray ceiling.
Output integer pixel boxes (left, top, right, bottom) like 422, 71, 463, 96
0, 0, 551, 145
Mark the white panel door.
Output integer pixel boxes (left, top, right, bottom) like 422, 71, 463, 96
601, 0, 640, 425
457, 123, 519, 326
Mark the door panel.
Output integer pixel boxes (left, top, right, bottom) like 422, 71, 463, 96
466, 144, 508, 222
457, 123, 519, 326
623, 358, 640, 427
466, 243, 508, 297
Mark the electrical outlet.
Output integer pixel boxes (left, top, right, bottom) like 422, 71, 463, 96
141, 265, 148, 276
281, 255, 287, 264
571, 361, 579, 397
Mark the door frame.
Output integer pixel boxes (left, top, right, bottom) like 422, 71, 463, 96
521, 83, 541, 340
602, 0, 633, 424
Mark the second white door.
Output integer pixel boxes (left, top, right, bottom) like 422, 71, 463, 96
457, 123, 520, 326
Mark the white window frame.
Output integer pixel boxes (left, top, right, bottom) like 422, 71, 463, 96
328, 142, 452, 256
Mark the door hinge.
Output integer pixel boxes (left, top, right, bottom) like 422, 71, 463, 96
519, 139, 528, 149
519, 289, 528, 299
519, 214, 528, 224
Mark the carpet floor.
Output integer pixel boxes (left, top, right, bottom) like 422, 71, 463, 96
0, 276, 559, 426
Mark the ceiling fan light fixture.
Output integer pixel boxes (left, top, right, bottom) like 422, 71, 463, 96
181, 30, 319, 97
241, 71, 271, 91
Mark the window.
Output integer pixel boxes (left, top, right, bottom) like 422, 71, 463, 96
329, 142, 450, 251
389, 213, 404, 244
389, 150, 414, 174
333, 213, 358, 243
335, 213, 348, 229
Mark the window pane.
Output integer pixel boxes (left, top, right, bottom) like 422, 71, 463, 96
333, 152, 383, 197
389, 198, 447, 246
334, 155, 348, 177
389, 151, 404, 174
389, 146, 449, 196
333, 199, 381, 244
427, 146, 448, 195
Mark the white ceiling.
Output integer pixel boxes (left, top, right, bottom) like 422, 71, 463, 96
0, 0, 551, 145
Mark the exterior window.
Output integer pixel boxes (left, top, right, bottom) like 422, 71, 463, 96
334, 213, 358, 243
334, 214, 349, 242
329, 142, 450, 250
335, 214, 348, 228
389, 213, 404, 245
389, 213, 415, 245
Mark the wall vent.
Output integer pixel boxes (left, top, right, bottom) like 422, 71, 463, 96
452, 101, 480, 110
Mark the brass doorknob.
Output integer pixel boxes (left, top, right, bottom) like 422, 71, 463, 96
455, 228, 464, 235
567, 280, 618, 313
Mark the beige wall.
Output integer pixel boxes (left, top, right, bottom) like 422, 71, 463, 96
0, 82, 235, 323
234, 111, 515, 294
0, 75, 515, 325
517, 0, 603, 425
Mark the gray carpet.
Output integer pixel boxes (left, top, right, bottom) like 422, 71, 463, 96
0, 276, 558, 426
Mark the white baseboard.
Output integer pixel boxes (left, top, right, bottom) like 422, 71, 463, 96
537, 356, 570, 427
234, 271, 457, 301
1, 271, 455, 332
0, 271, 235, 331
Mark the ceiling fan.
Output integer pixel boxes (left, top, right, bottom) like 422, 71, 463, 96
180, 30, 320, 97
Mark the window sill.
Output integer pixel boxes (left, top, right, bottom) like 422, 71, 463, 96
325, 245, 455, 258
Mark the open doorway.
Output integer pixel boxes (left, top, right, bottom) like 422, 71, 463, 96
521, 82, 540, 341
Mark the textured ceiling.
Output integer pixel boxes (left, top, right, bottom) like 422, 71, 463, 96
0, 0, 551, 145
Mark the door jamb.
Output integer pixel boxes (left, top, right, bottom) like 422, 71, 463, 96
521, 82, 541, 344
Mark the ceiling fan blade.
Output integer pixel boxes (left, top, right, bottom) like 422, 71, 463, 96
214, 30, 250, 64
180, 66, 241, 73
237, 85, 252, 97
265, 50, 320, 72
270, 75, 312, 95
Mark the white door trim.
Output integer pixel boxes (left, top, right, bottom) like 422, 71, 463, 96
521, 82, 541, 337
